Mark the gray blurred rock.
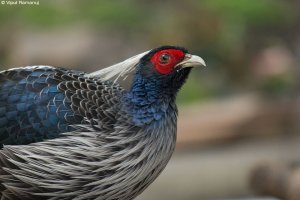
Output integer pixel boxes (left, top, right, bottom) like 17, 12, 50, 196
136, 136, 300, 200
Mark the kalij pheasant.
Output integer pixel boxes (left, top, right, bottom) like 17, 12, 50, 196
0, 45, 205, 200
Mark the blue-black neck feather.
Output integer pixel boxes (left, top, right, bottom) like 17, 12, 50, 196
124, 74, 171, 126
123, 63, 191, 127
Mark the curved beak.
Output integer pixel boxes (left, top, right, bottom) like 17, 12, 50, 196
175, 54, 206, 69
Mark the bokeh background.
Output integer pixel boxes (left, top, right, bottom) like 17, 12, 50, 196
1, 0, 300, 199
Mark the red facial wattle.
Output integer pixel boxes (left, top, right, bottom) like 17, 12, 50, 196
150, 49, 185, 75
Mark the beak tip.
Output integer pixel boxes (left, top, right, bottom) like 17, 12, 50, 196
200, 59, 207, 67
186, 54, 207, 68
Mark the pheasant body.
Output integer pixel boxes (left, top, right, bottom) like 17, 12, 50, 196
0, 46, 205, 200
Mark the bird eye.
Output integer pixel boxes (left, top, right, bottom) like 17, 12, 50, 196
159, 53, 170, 64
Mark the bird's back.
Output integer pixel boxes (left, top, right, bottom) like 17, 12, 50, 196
0, 66, 122, 146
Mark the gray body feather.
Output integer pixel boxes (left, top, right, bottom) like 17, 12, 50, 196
0, 115, 176, 200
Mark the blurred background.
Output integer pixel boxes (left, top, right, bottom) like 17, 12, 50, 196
0, 0, 300, 199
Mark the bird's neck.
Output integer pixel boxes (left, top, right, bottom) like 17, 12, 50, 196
122, 74, 177, 126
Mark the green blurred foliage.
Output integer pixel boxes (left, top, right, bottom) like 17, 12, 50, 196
0, 0, 299, 103
203, 0, 293, 24
260, 74, 294, 97
177, 73, 211, 104
0, 0, 147, 28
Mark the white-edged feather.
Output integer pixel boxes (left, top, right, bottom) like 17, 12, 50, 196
0, 65, 55, 73
86, 50, 150, 82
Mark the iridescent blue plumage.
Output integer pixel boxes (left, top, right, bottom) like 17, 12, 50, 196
0, 66, 84, 145
124, 73, 169, 126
